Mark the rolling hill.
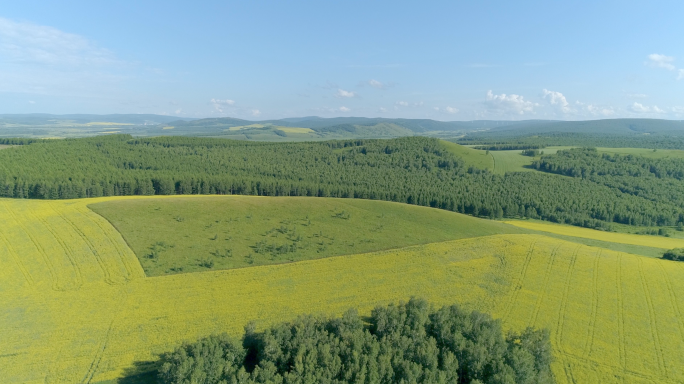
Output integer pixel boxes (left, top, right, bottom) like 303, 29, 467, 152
1, 195, 683, 383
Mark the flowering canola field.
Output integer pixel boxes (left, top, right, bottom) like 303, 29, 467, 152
1, 197, 684, 383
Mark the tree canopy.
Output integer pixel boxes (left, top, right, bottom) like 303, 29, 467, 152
158, 299, 554, 384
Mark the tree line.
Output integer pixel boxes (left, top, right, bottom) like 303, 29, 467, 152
0, 135, 682, 229
158, 298, 554, 384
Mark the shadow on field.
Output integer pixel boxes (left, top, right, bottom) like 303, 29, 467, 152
117, 360, 159, 384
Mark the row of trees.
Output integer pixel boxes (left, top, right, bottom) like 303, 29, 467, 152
0, 135, 682, 228
158, 299, 554, 384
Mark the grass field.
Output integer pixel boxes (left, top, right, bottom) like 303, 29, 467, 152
2, 196, 684, 383
440, 140, 495, 170
89, 196, 524, 276
0, 144, 13, 150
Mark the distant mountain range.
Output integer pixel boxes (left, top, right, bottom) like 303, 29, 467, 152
1, 114, 683, 143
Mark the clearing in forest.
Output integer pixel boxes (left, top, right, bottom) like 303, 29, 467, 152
1, 196, 683, 384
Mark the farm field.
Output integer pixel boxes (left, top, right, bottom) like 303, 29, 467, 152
440, 140, 495, 170
1, 196, 684, 383
506, 220, 684, 249
89, 196, 525, 275
0, 144, 13, 150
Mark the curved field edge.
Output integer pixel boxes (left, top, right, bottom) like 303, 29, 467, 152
506, 220, 684, 249
87, 195, 527, 276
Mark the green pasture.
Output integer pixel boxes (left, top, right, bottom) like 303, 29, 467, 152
89, 196, 524, 276
439, 140, 495, 170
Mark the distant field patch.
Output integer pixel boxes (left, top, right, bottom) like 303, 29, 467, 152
277, 127, 315, 134
89, 196, 523, 276
0, 144, 13, 150
439, 140, 495, 170
86, 122, 134, 126
227, 124, 266, 131
506, 220, 684, 249
162, 126, 175, 130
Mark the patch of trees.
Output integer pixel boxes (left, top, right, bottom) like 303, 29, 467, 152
662, 248, 684, 262
157, 299, 554, 384
521, 149, 543, 157
0, 135, 682, 229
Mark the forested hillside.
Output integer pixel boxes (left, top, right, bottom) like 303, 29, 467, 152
158, 299, 554, 384
532, 148, 684, 226
0, 135, 682, 229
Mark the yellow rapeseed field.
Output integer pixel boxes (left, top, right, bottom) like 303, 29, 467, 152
505, 220, 684, 249
1, 196, 683, 383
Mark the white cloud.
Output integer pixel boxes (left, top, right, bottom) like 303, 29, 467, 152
484, 90, 537, 115
542, 89, 571, 113
629, 102, 665, 114
251, 109, 261, 117
28, 100, 35, 104
210, 98, 236, 113
672, 106, 684, 114
174, 108, 182, 115
647, 54, 676, 71
433, 107, 439, 111
336, 89, 356, 98
395, 101, 409, 107
0, 17, 114, 66
445, 106, 459, 114
339, 106, 350, 112
679, 69, 684, 80
379, 107, 387, 113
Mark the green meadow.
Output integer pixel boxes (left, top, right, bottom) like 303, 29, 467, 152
89, 196, 525, 276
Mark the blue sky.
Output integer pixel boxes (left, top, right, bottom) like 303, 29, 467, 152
1, 0, 682, 120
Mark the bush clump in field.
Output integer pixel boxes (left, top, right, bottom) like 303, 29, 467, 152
662, 248, 684, 261
158, 298, 554, 384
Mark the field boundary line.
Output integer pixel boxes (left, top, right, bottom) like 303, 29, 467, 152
76, 204, 140, 280
48, 202, 118, 285
583, 249, 601, 357
555, 245, 580, 353
27, 203, 84, 290
616, 253, 627, 371
530, 244, 561, 326
502, 240, 537, 322
1, 201, 62, 291
638, 257, 667, 377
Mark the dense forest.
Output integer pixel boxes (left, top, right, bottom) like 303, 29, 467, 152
158, 299, 554, 384
532, 148, 684, 226
0, 135, 682, 229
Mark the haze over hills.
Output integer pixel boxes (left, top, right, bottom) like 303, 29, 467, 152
2, 114, 684, 146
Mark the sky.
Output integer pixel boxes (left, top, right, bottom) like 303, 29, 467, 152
1, 0, 683, 121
